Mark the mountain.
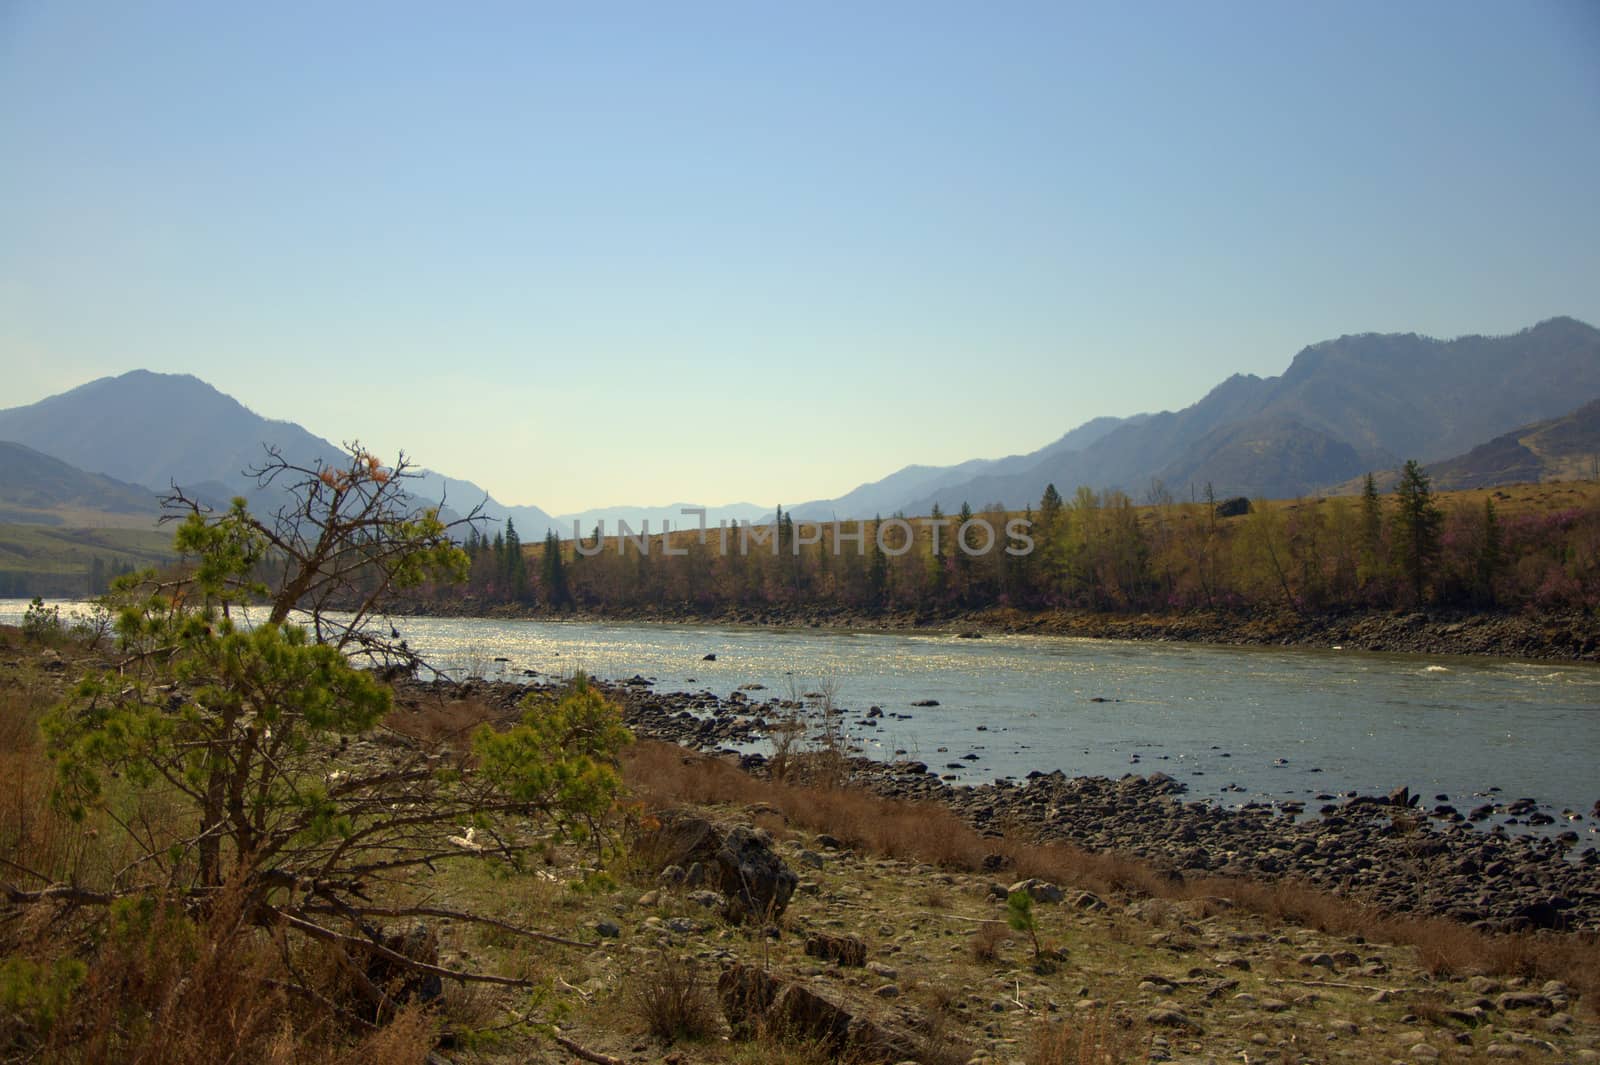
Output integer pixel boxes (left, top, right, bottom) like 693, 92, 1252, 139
901, 317, 1600, 512
550, 502, 773, 538
10, 317, 1598, 542
404, 470, 555, 539
1150, 417, 1365, 503
0, 371, 556, 536
787, 460, 996, 522
1422, 398, 1600, 490
788, 414, 1146, 520
0, 441, 162, 526
0, 371, 347, 497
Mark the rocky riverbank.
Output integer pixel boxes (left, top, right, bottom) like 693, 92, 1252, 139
583, 677, 1600, 934
403, 597, 1600, 661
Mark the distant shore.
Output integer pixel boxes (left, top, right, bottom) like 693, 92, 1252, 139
400, 599, 1600, 662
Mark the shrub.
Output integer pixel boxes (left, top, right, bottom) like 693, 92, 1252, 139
628, 952, 718, 1043
1026, 1010, 1137, 1065
19, 599, 62, 643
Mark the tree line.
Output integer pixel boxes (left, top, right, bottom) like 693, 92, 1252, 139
442, 463, 1598, 617
0, 556, 140, 599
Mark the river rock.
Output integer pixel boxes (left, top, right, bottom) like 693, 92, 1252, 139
717, 963, 923, 1062
716, 826, 798, 924
804, 932, 868, 967
1008, 878, 1065, 904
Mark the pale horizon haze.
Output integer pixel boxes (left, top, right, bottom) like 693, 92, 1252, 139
2, 2, 1598, 511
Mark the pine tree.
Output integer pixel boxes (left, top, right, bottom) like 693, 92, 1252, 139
1476, 497, 1502, 606
955, 501, 976, 599
867, 514, 889, 612
1359, 472, 1384, 589
1392, 460, 1443, 605
1039, 484, 1063, 528
541, 528, 571, 609
508, 520, 529, 600
926, 503, 948, 603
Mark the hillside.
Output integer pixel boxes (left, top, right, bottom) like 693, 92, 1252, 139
788, 414, 1145, 521
0, 441, 161, 526
0, 371, 557, 536
897, 317, 1600, 513
1149, 416, 1363, 503
1427, 397, 1600, 490
0, 371, 346, 497
0, 523, 174, 597
10, 317, 1598, 539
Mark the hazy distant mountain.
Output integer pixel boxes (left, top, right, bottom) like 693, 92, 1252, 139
786, 460, 995, 522
788, 414, 1146, 520
0, 371, 347, 498
1151, 417, 1364, 502
551, 502, 774, 537
0, 441, 161, 525
0, 371, 555, 535
10, 317, 1597, 541
403, 470, 555, 539
1422, 398, 1600, 490
903, 317, 1600, 511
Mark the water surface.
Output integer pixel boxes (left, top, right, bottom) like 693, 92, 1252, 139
7, 600, 1596, 838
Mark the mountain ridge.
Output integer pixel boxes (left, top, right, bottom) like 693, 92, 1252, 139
0, 440, 162, 526
901, 316, 1600, 513
0, 371, 558, 535
5, 317, 1598, 532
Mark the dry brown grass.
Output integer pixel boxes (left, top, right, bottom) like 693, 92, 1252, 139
0, 660, 107, 894
0, 637, 445, 1064
383, 693, 508, 750
5, 879, 438, 1065
1025, 1010, 1139, 1065
970, 921, 1008, 963
622, 739, 1600, 999
627, 951, 720, 1044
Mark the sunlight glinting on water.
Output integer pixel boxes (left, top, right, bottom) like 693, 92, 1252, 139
5, 600, 1596, 840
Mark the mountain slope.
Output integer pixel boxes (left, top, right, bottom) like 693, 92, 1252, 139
0, 372, 557, 535
0, 371, 347, 495
0, 441, 161, 524
1424, 398, 1600, 490
906, 317, 1600, 510
550, 502, 772, 537
1151, 417, 1364, 502
789, 414, 1145, 520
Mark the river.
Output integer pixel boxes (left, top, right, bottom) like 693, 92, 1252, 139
6, 599, 1597, 839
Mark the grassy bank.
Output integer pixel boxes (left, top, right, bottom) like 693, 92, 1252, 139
0, 522, 172, 597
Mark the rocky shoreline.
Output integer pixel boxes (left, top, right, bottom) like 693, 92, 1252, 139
586, 678, 1600, 935
405, 598, 1600, 662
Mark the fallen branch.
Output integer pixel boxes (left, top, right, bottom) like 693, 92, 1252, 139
2, 882, 119, 907
552, 1033, 623, 1065
261, 976, 380, 1031
299, 900, 593, 950
1285, 978, 1405, 993
926, 911, 1005, 924
278, 910, 537, 989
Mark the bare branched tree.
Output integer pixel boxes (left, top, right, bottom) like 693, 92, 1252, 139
13, 444, 632, 1039
162, 442, 485, 677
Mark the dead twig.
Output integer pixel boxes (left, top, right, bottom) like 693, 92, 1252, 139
278, 910, 537, 989
299, 900, 593, 950
551, 1033, 624, 1065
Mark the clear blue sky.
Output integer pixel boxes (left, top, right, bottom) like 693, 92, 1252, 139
2, 1, 1597, 512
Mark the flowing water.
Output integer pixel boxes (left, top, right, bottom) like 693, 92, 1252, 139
7, 600, 1598, 839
